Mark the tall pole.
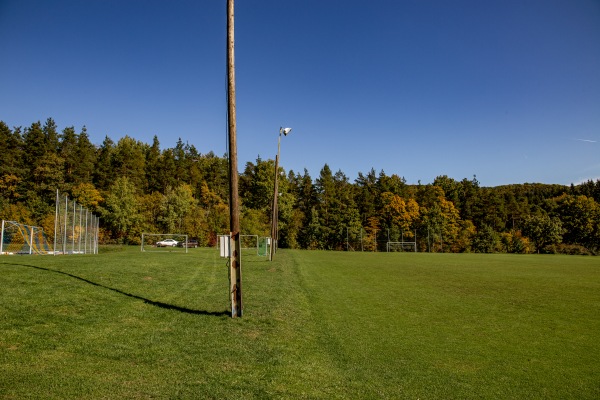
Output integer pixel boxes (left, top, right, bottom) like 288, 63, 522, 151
63, 195, 68, 254
227, 0, 242, 317
95, 216, 99, 254
270, 134, 280, 261
0, 219, 5, 254
53, 189, 59, 255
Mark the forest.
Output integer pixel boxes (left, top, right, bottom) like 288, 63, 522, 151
1, 118, 599, 255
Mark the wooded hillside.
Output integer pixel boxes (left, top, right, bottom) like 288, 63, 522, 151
2, 118, 599, 254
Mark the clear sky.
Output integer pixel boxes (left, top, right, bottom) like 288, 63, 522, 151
1, 0, 599, 187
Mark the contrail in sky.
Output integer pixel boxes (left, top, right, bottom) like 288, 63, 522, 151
575, 138, 597, 143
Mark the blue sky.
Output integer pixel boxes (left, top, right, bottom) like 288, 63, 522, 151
1, 0, 599, 187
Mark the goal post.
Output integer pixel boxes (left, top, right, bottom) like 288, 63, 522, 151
141, 233, 188, 253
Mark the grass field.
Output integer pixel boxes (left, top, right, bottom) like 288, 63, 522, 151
1, 247, 599, 399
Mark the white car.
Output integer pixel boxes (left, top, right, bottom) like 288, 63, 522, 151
156, 239, 178, 247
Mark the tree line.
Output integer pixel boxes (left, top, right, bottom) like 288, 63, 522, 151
2, 118, 599, 255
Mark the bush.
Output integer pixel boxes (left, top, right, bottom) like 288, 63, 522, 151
542, 243, 593, 256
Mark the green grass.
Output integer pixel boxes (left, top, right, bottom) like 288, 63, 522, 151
1, 248, 599, 399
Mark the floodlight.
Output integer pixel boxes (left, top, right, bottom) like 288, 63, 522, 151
280, 127, 292, 136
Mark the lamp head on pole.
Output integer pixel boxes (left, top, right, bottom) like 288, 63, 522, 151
280, 127, 292, 136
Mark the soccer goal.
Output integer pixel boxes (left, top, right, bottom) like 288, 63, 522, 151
257, 237, 270, 257
1, 220, 52, 255
386, 241, 417, 252
240, 234, 258, 255
141, 233, 188, 253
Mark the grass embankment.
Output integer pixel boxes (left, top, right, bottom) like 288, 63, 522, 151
1, 248, 598, 399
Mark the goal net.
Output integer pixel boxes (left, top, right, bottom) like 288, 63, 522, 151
141, 233, 188, 253
386, 241, 417, 252
1, 220, 52, 255
257, 237, 270, 257
240, 234, 258, 254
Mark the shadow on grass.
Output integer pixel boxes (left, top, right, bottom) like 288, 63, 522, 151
2, 262, 230, 317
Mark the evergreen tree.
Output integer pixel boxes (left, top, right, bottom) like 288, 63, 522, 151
42, 117, 60, 152
23, 121, 46, 173
315, 164, 335, 248
94, 136, 115, 191
173, 138, 189, 184
355, 168, 378, 226
73, 126, 96, 184
145, 136, 162, 192
59, 126, 78, 184
0, 122, 24, 178
158, 148, 177, 191
0, 122, 25, 201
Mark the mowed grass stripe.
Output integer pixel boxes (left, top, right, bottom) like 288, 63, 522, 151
291, 250, 600, 398
1, 248, 599, 399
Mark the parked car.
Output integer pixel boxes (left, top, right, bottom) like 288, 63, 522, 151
178, 239, 199, 248
156, 239, 178, 247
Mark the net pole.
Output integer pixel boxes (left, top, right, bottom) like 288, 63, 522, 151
71, 200, 76, 253
92, 216, 96, 254
90, 212, 94, 253
0, 219, 5, 254
78, 204, 83, 254
29, 225, 34, 254
54, 189, 59, 255
95, 216, 99, 254
84, 209, 88, 254
63, 195, 68, 254
92, 216, 95, 254
90, 212, 93, 253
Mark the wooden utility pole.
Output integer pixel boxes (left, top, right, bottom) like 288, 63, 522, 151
227, 0, 242, 317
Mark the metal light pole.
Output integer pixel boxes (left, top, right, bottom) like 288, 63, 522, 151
270, 127, 291, 261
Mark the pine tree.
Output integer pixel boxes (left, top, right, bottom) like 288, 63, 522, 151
74, 126, 96, 184
145, 136, 162, 192
94, 136, 115, 191
59, 126, 78, 184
